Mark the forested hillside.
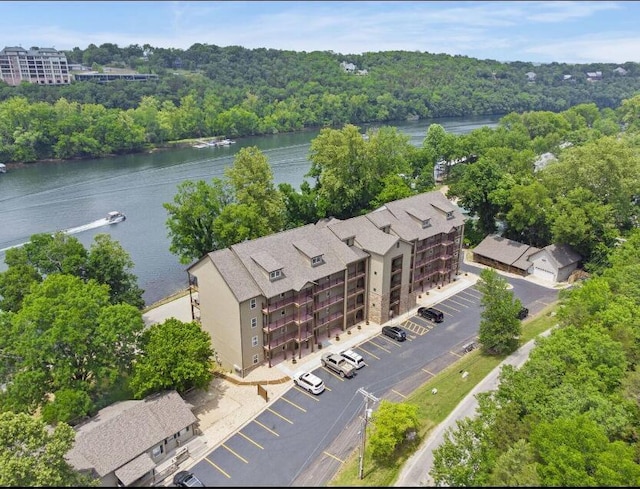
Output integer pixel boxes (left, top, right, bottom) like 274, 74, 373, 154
1, 43, 640, 164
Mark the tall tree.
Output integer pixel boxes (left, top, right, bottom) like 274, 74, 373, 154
129, 318, 214, 398
0, 412, 96, 487
164, 178, 233, 264
476, 268, 522, 354
0, 274, 144, 420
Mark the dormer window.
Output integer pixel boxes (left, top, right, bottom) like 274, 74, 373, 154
381, 225, 390, 234
422, 218, 431, 229
345, 237, 355, 246
269, 269, 282, 281
446, 211, 454, 220
311, 256, 322, 267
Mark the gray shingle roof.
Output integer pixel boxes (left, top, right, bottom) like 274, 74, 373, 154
193, 191, 465, 302
66, 391, 196, 478
536, 244, 581, 268
473, 235, 538, 269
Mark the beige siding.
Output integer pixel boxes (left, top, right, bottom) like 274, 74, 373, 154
190, 260, 243, 374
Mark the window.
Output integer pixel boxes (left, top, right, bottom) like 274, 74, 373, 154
252, 336, 258, 347
152, 445, 163, 457
446, 211, 454, 220
312, 255, 322, 266
252, 354, 259, 364
345, 237, 355, 246
270, 269, 282, 281
250, 298, 256, 309
251, 317, 257, 328
422, 218, 431, 228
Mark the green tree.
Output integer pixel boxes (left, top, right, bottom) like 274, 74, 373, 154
129, 318, 214, 398
1, 275, 144, 419
216, 146, 286, 243
368, 400, 419, 464
164, 178, 233, 264
0, 411, 96, 487
476, 268, 522, 354
86, 233, 145, 308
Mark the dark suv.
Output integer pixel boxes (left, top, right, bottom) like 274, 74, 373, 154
418, 307, 444, 323
517, 307, 529, 320
382, 325, 407, 341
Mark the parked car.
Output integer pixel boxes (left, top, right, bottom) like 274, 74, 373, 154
321, 353, 356, 378
417, 306, 444, 323
293, 370, 325, 394
517, 307, 529, 320
173, 471, 204, 487
382, 325, 407, 341
340, 349, 365, 369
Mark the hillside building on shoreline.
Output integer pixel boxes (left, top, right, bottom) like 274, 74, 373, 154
0, 46, 71, 86
187, 190, 465, 378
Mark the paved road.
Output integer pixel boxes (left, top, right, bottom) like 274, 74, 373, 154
394, 328, 554, 486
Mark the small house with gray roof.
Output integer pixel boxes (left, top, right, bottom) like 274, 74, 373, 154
473, 235, 581, 282
187, 191, 465, 376
66, 390, 198, 487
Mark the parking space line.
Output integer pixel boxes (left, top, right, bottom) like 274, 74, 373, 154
280, 396, 307, 412
323, 451, 345, 464
238, 431, 263, 449
422, 368, 434, 376
437, 303, 460, 313
445, 298, 470, 309
222, 443, 249, 463
253, 419, 279, 436
357, 345, 380, 360
294, 387, 322, 400
267, 407, 293, 424
449, 350, 462, 358
392, 389, 407, 399
370, 339, 393, 352
460, 289, 482, 299
450, 295, 476, 304
203, 456, 231, 478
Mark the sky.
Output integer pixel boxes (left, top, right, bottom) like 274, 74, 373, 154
1, 1, 639, 64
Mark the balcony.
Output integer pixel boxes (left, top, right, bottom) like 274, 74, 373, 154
263, 331, 297, 351
316, 311, 344, 327
347, 269, 366, 281
316, 295, 344, 309
346, 285, 365, 297
314, 277, 345, 294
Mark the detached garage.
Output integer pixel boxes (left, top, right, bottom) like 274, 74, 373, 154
527, 244, 582, 283
472, 236, 581, 284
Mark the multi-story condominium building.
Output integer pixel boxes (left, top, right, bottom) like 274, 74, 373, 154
0, 46, 71, 86
187, 190, 465, 377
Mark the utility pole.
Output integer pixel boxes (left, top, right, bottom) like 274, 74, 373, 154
357, 387, 379, 480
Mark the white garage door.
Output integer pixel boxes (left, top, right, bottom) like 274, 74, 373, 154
533, 266, 555, 282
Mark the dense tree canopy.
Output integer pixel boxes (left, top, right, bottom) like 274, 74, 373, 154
0, 411, 96, 487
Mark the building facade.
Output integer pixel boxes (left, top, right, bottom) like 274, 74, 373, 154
0, 46, 71, 86
187, 191, 465, 377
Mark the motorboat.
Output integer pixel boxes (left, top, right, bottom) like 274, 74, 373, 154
106, 211, 126, 223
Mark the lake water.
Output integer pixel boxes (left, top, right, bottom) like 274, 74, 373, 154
0, 115, 500, 305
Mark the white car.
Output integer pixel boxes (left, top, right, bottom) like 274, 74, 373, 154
340, 349, 365, 369
293, 370, 325, 395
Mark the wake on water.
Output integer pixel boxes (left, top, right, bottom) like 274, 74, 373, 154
0, 218, 113, 254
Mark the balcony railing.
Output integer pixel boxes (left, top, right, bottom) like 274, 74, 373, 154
314, 276, 345, 294
262, 291, 313, 314
347, 269, 366, 280
316, 311, 344, 327
346, 285, 365, 297
316, 295, 344, 309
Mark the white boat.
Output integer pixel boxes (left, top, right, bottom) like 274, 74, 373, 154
0, 163, 6, 173
106, 211, 126, 223
193, 143, 209, 149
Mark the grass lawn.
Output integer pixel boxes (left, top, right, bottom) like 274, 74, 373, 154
329, 302, 559, 486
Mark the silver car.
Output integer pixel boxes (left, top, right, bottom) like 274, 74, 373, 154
340, 349, 365, 369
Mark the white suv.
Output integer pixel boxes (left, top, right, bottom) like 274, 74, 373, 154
293, 371, 325, 395
340, 349, 365, 369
